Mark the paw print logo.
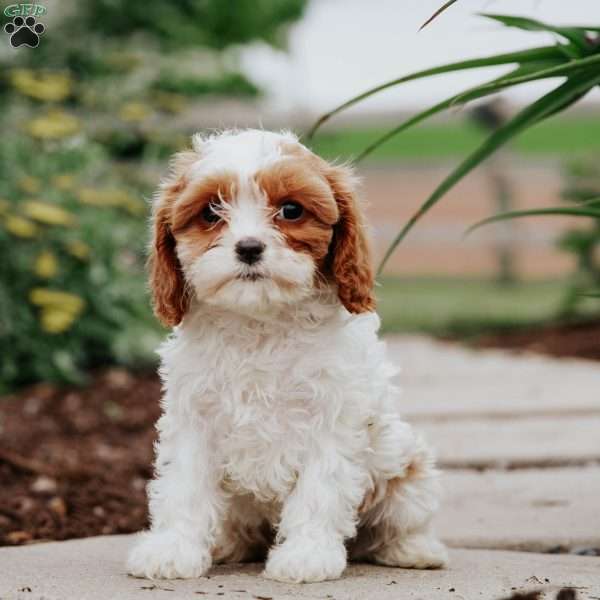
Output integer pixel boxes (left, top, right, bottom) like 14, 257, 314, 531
4, 16, 45, 48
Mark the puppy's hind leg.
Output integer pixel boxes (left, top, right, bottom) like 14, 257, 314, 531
352, 434, 447, 569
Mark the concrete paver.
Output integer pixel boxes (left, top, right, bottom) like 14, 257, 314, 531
0, 534, 599, 600
419, 415, 600, 468
388, 337, 600, 420
437, 467, 600, 552
401, 381, 600, 421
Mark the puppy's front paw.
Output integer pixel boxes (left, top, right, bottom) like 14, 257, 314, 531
263, 537, 346, 583
373, 532, 448, 570
127, 530, 211, 579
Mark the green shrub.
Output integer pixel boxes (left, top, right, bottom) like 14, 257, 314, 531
0, 0, 308, 391
558, 158, 600, 313
154, 72, 260, 98
0, 137, 161, 391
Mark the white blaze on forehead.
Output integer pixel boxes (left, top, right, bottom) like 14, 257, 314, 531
226, 178, 271, 240
189, 129, 302, 179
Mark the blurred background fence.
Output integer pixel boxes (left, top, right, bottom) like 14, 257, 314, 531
1, 0, 599, 391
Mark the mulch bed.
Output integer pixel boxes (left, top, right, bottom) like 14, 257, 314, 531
473, 320, 600, 362
0, 320, 598, 547
0, 368, 161, 546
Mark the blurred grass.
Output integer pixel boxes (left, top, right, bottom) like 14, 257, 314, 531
310, 114, 600, 162
377, 277, 570, 336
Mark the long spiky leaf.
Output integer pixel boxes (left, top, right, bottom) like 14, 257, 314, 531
465, 206, 600, 236
377, 70, 600, 274
482, 13, 591, 51
306, 46, 565, 138
420, 0, 460, 31
354, 61, 564, 162
358, 54, 598, 163
450, 53, 600, 105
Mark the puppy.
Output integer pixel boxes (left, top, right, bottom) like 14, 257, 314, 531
127, 129, 447, 583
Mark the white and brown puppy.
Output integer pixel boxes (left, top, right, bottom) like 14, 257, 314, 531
127, 129, 446, 583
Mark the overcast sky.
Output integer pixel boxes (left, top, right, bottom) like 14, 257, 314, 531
242, 0, 600, 118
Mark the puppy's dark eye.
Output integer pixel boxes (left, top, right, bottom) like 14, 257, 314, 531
277, 201, 304, 222
201, 202, 221, 224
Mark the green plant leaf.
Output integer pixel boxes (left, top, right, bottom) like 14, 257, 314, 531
482, 14, 591, 52
354, 60, 565, 162
529, 86, 591, 126
556, 42, 583, 60
306, 45, 565, 138
420, 0, 460, 31
451, 53, 600, 106
377, 70, 600, 274
465, 206, 600, 236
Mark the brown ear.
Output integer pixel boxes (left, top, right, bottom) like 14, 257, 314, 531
148, 151, 197, 327
325, 165, 376, 313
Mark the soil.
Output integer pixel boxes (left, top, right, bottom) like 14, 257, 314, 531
0, 368, 161, 546
0, 320, 598, 547
473, 320, 600, 362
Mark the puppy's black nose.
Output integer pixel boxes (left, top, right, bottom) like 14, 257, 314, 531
235, 237, 265, 265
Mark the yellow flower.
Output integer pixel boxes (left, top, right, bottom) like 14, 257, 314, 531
65, 240, 90, 260
52, 174, 76, 191
22, 201, 76, 226
30, 288, 85, 334
77, 187, 142, 213
34, 250, 58, 278
3, 215, 38, 238
27, 110, 80, 140
18, 176, 42, 194
77, 188, 112, 206
30, 287, 84, 309
40, 307, 77, 334
119, 102, 152, 123
10, 69, 73, 102
123, 197, 145, 215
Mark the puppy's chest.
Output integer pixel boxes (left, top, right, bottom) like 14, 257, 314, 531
201, 336, 337, 498
218, 405, 309, 500
197, 331, 332, 412
168, 321, 373, 498
214, 365, 318, 499
215, 347, 325, 446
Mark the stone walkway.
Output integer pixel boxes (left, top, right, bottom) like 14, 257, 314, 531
1, 336, 599, 600
391, 336, 600, 558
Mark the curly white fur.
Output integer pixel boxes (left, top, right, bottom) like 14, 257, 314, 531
127, 130, 447, 583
